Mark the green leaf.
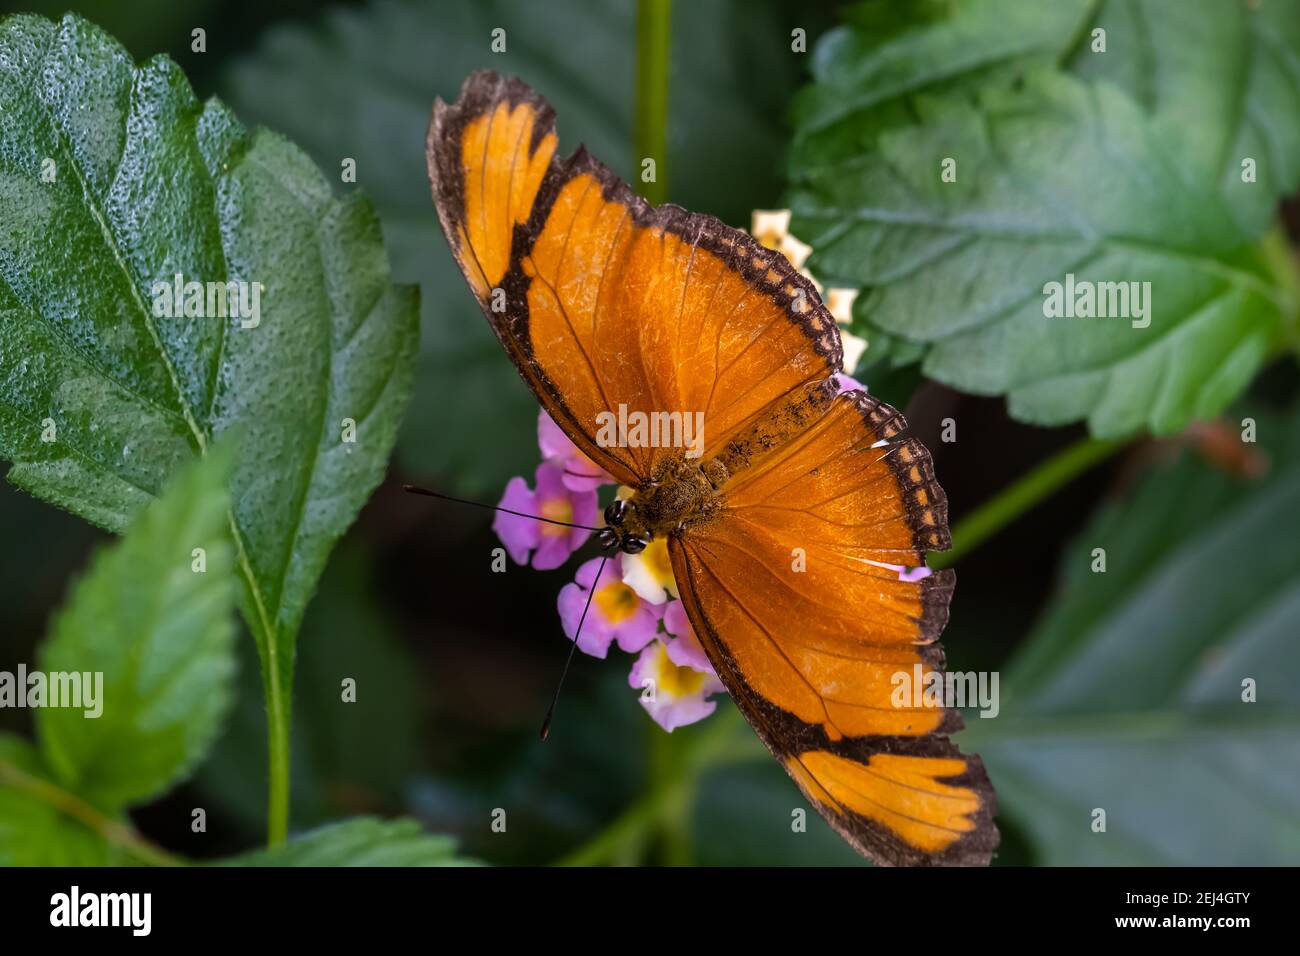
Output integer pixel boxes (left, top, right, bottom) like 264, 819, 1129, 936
791, 69, 1296, 437
1065, 0, 1300, 232
796, 0, 1300, 228
789, 0, 1300, 436
0, 13, 419, 787
34, 449, 236, 808
967, 404, 1300, 864
223, 0, 803, 494
692, 760, 866, 866
792, 0, 1092, 164
219, 816, 476, 866
0, 733, 109, 866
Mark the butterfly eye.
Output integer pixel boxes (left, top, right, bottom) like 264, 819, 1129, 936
596, 527, 619, 553
604, 499, 628, 526
621, 537, 648, 555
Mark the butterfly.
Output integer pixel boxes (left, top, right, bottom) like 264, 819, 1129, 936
426, 71, 999, 866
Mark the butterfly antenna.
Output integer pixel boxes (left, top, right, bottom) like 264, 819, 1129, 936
539, 553, 607, 741
402, 484, 603, 532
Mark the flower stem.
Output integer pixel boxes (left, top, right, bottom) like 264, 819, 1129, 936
0, 758, 186, 867
266, 695, 290, 847
649, 721, 695, 865
555, 784, 671, 867
930, 435, 1127, 569
555, 710, 743, 866
635, 0, 672, 207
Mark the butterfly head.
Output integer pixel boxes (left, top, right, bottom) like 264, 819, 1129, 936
598, 498, 650, 555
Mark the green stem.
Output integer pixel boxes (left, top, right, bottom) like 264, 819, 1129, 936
930, 436, 1127, 569
231, 531, 291, 849
1258, 221, 1300, 353
635, 0, 672, 206
266, 692, 290, 847
649, 721, 694, 865
556, 710, 743, 866
556, 784, 673, 867
0, 758, 185, 867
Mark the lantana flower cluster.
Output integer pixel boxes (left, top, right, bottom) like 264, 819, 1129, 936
492, 211, 866, 731
494, 410, 725, 731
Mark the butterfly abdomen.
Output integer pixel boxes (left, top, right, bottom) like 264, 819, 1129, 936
633, 380, 840, 537
714, 379, 838, 478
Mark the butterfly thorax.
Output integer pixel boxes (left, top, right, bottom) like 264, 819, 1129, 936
599, 458, 727, 554
599, 382, 840, 555
638, 458, 729, 531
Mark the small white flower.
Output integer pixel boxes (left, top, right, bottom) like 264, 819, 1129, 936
825, 287, 859, 326
780, 233, 813, 270
621, 537, 678, 605
749, 211, 867, 375
841, 330, 868, 373
751, 209, 792, 248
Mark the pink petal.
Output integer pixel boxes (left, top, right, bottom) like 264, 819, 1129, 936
627, 642, 725, 732
533, 459, 572, 501
611, 602, 664, 654
532, 534, 577, 571
650, 693, 718, 732
537, 410, 576, 461
560, 461, 610, 493
492, 477, 540, 565
835, 373, 866, 396
575, 555, 607, 591
538, 410, 612, 491
530, 461, 596, 570
662, 601, 714, 673
557, 559, 616, 659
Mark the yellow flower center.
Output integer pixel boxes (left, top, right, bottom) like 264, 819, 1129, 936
594, 580, 640, 623
623, 537, 678, 603
652, 642, 706, 698
644, 538, 673, 581
539, 497, 573, 537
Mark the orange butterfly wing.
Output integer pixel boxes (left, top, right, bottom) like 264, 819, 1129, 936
428, 71, 841, 486
427, 71, 998, 866
671, 392, 998, 865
